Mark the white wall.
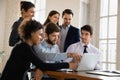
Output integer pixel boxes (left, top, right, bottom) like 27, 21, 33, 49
0, 0, 6, 51
0, 0, 21, 72
88, 0, 99, 47
0, 0, 6, 73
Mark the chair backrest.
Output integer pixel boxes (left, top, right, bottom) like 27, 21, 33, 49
23, 69, 34, 80
0, 73, 1, 78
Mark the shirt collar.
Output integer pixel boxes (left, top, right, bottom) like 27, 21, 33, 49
18, 17, 24, 23
80, 41, 91, 48
41, 40, 55, 48
61, 24, 70, 29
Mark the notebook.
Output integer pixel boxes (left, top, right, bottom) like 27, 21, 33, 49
76, 53, 100, 71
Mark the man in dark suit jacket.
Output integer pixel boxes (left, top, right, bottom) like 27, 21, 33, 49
59, 9, 80, 52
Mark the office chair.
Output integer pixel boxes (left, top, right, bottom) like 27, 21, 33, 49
0, 72, 1, 78
23, 68, 34, 80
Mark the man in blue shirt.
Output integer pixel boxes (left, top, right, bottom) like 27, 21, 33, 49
34, 22, 81, 63
34, 22, 81, 80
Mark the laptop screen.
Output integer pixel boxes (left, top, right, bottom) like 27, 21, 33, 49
76, 53, 100, 71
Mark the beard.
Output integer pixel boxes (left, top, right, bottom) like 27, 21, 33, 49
64, 22, 70, 26
46, 38, 56, 45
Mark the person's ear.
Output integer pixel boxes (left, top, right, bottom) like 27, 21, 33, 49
21, 9, 24, 12
90, 34, 93, 38
48, 16, 51, 20
44, 33, 48, 40
44, 32, 47, 36
21, 9, 26, 14
31, 32, 34, 37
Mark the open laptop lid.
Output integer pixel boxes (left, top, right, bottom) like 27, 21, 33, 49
76, 53, 100, 71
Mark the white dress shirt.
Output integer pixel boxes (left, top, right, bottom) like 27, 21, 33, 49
66, 41, 101, 54
66, 41, 102, 70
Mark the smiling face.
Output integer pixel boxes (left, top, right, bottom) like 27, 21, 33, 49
81, 30, 92, 45
49, 13, 60, 24
62, 13, 73, 27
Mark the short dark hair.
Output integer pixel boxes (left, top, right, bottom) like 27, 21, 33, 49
23, 20, 43, 40
62, 9, 74, 17
20, 1, 35, 12
81, 25, 93, 35
45, 22, 60, 35
43, 10, 60, 26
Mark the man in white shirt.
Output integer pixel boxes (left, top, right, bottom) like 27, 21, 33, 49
66, 25, 102, 70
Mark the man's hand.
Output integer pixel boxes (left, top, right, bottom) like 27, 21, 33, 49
67, 53, 82, 62
69, 62, 79, 70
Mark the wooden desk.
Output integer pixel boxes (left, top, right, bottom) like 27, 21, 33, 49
44, 71, 120, 80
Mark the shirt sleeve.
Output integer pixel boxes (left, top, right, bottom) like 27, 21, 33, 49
9, 22, 21, 46
24, 44, 69, 71
66, 44, 74, 53
34, 44, 67, 62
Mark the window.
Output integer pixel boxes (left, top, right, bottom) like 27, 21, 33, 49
34, 0, 46, 24
99, 0, 118, 70
79, 1, 89, 28
28, 0, 46, 24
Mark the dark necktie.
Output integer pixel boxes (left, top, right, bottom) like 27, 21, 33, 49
83, 45, 88, 53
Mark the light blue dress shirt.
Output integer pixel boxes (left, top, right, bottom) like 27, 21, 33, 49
34, 40, 68, 63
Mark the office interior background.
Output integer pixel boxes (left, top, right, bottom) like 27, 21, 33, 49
0, 0, 120, 73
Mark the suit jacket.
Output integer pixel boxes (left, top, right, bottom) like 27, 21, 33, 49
63, 25, 80, 52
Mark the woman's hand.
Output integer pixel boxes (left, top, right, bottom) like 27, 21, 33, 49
33, 69, 43, 80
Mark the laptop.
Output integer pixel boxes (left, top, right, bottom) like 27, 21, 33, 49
76, 53, 100, 71
57, 53, 100, 72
